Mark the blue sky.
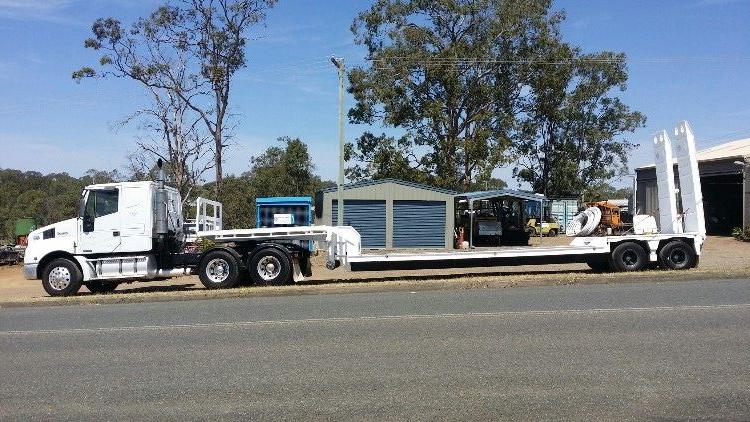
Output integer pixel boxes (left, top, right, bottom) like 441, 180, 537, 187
0, 0, 748, 189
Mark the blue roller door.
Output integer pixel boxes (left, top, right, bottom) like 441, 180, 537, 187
332, 200, 386, 248
393, 200, 446, 248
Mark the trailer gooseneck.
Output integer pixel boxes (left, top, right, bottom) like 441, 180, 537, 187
23, 121, 706, 297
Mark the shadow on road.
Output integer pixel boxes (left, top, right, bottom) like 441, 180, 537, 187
296, 268, 595, 286
88, 283, 199, 296
78, 268, 600, 297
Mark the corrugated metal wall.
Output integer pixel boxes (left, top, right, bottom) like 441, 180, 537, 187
332, 200, 387, 248
393, 200, 446, 248
550, 199, 578, 229
321, 181, 455, 248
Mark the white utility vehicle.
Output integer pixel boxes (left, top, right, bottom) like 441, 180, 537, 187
24, 121, 706, 296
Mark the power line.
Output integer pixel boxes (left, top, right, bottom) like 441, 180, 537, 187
367, 56, 750, 66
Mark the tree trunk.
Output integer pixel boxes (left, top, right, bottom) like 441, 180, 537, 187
214, 125, 222, 198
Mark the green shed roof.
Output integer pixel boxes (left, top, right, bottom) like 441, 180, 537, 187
318, 178, 457, 196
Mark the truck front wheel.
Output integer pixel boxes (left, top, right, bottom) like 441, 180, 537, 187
42, 258, 83, 297
198, 250, 241, 289
249, 248, 292, 286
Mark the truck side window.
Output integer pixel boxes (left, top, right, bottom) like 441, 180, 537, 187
84, 189, 120, 221
95, 190, 119, 217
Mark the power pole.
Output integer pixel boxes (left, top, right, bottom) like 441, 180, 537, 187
331, 56, 345, 226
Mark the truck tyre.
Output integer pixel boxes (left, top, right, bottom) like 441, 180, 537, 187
548, 229, 558, 237
658, 240, 697, 270
609, 242, 648, 272
198, 250, 241, 289
86, 281, 119, 294
42, 258, 83, 297
249, 248, 292, 286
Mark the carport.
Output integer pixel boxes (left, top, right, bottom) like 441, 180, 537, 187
455, 189, 548, 247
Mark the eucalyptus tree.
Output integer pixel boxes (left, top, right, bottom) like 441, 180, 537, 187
348, 0, 559, 190
74, 0, 277, 196
348, 0, 645, 195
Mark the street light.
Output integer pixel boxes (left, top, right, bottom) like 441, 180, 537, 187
331, 56, 345, 226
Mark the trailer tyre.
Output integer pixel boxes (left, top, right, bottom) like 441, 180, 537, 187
198, 250, 241, 289
658, 240, 697, 270
249, 248, 292, 286
610, 242, 648, 272
86, 281, 119, 294
42, 258, 83, 297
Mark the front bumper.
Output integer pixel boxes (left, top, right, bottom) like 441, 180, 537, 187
23, 263, 38, 280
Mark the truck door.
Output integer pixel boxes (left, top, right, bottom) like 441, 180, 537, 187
78, 187, 122, 254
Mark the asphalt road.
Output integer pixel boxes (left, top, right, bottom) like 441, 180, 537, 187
1, 278, 749, 421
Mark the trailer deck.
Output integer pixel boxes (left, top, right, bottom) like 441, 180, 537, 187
346, 244, 606, 271
197, 224, 704, 273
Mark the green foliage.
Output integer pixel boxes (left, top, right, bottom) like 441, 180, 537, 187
345, 133, 431, 185
732, 226, 750, 242
246, 137, 323, 198
512, 46, 646, 196
0, 169, 123, 243
0, 139, 330, 238
582, 182, 632, 202
347, 0, 644, 195
348, 0, 545, 190
195, 138, 334, 229
198, 176, 256, 230
465, 177, 508, 193
195, 237, 216, 252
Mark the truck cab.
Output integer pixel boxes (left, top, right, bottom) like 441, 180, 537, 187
23, 181, 183, 295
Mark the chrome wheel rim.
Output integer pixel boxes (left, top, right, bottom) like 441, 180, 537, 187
206, 258, 230, 283
48, 266, 71, 290
257, 256, 281, 281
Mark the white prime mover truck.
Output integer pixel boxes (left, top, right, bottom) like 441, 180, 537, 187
23, 121, 707, 296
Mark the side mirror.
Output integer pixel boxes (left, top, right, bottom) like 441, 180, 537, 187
82, 214, 94, 233
78, 197, 86, 219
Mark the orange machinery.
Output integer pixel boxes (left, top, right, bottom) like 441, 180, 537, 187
586, 201, 632, 234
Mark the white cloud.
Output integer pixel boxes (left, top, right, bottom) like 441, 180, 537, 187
0, 0, 70, 11
0, 0, 78, 24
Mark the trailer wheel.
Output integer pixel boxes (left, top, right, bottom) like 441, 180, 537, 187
198, 250, 241, 289
86, 281, 119, 294
42, 258, 82, 297
609, 242, 648, 272
658, 240, 697, 270
249, 248, 291, 286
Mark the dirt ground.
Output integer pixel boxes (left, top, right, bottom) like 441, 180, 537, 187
1, 236, 748, 302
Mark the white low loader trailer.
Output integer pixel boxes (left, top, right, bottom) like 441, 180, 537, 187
23, 122, 706, 297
